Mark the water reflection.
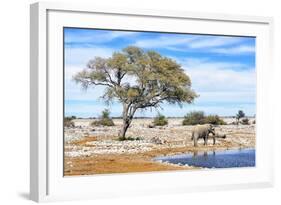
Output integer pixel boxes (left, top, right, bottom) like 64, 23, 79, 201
155, 149, 255, 168
192, 150, 216, 158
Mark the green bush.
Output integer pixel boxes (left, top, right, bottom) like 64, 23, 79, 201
182, 111, 205, 125
91, 118, 115, 126
64, 117, 75, 127
153, 113, 168, 126
182, 111, 226, 125
204, 115, 226, 125
91, 109, 115, 127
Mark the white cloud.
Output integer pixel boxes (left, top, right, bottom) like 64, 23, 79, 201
65, 30, 137, 44
65, 65, 107, 101
197, 91, 255, 104
188, 66, 255, 92
65, 47, 114, 66
65, 65, 139, 101
134, 36, 197, 49
210, 45, 255, 55
65, 101, 121, 117
109, 31, 138, 39
179, 57, 256, 92
174, 58, 256, 114
188, 36, 243, 49
65, 82, 106, 101
134, 34, 255, 55
65, 65, 82, 81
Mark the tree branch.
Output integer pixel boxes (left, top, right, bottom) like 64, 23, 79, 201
79, 78, 114, 88
103, 67, 117, 86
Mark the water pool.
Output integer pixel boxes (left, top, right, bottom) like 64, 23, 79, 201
154, 148, 255, 168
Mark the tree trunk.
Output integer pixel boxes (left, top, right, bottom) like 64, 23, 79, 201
118, 103, 137, 139
119, 104, 131, 139
120, 119, 130, 139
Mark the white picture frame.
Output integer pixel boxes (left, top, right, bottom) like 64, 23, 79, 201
30, 2, 274, 202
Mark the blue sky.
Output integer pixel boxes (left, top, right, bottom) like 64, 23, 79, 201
64, 28, 256, 118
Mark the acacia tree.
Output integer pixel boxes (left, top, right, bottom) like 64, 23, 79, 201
74, 46, 197, 139
236, 110, 245, 124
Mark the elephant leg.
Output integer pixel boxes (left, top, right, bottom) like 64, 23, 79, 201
204, 136, 208, 145
193, 135, 198, 147
213, 137, 216, 145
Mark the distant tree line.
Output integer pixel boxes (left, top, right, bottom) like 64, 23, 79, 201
64, 109, 254, 133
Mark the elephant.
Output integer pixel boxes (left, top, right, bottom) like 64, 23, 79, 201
191, 124, 215, 147
208, 132, 226, 145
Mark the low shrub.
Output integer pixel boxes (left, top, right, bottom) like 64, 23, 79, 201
182, 111, 226, 125
204, 115, 226, 125
153, 113, 168, 126
64, 117, 75, 127
91, 109, 115, 127
182, 111, 205, 125
91, 118, 115, 126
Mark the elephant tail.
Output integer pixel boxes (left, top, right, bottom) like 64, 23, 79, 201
191, 131, 194, 140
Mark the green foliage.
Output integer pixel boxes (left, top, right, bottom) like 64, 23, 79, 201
182, 111, 205, 125
182, 111, 226, 125
241, 118, 250, 125
101, 109, 110, 119
236, 110, 246, 124
204, 115, 226, 125
74, 46, 198, 138
153, 113, 168, 126
91, 109, 115, 127
236, 110, 245, 120
91, 118, 115, 126
73, 46, 197, 108
64, 116, 75, 127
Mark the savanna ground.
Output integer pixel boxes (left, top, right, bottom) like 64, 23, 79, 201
64, 118, 255, 176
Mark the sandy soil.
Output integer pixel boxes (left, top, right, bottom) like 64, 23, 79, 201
64, 118, 255, 176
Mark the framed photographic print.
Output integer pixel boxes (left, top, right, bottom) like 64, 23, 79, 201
30, 2, 274, 202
